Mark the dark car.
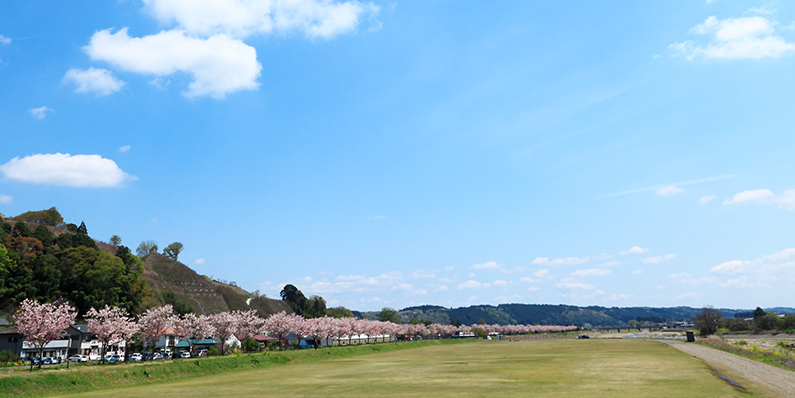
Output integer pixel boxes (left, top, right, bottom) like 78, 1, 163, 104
577, 334, 590, 339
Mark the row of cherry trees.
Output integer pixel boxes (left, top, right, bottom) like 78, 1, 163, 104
14, 299, 578, 369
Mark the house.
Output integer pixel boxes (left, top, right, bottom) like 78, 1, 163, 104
65, 325, 123, 360
21, 336, 70, 360
155, 327, 178, 351
0, 326, 23, 358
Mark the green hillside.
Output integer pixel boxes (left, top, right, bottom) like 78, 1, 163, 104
0, 208, 291, 318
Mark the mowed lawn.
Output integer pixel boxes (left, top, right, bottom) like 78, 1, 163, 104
68, 340, 751, 397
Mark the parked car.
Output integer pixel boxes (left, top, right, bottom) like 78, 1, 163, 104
41, 357, 55, 365
195, 349, 208, 357
24, 357, 41, 365
179, 351, 191, 358
151, 352, 164, 360
104, 354, 123, 362
69, 354, 89, 362
577, 334, 590, 339
129, 353, 143, 362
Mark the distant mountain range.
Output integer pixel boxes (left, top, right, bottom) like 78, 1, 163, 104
354, 304, 795, 326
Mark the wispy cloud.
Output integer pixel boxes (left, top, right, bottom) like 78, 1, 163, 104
699, 195, 717, 204
619, 246, 649, 255
642, 254, 676, 264
0, 194, 12, 204
600, 175, 734, 198
29, 106, 54, 119
656, 186, 684, 196
119, 145, 131, 153
569, 268, 612, 277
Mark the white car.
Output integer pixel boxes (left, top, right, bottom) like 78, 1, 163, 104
69, 354, 88, 362
129, 353, 143, 362
179, 351, 191, 358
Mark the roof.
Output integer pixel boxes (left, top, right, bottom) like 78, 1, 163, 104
194, 338, 220, 345
253, 335, 279, 342
70, 325, 89, 333
0, 318, 10, 327
174, 340, 191, 348
0, 326, 20, 335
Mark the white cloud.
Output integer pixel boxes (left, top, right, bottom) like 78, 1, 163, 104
619, 246, 649, 255
194, 258, 206, 265
29, 106, 54, 120
470, 261, 519, 273
471, 261, 502, 270
368, 215, 386, 221
84, 29, 261, 99
632, 270, 643, 275
444, 266, 454, 271
641, 253, 676, 264
723, 188, 795, 210
711, 248, 795, 276
434, 285, 447, 292
0, 153, 135, 188
0, 35, 10, 45
556, 282, 595, 290
533, 269, 548, 278
656, 186, 684, 196
669, 272, 713, 286
119, 145, 132, 153
0, 194, 12, 204
457, 279, 507, 290
724, 188, 774, 204
142, 0, 379, 39
699, 195, 717, 204
457, 280, 486, 290
63, 67, 126, 96
569, 268, 612, 277
520, 277, 539, 284
675, 292, 701, 300
669, 16, 795, 59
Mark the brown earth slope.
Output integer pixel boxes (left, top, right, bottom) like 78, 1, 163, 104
141, 253, 292, 317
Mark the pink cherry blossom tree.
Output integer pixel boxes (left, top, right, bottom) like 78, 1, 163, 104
175, 313, 215, 353
137, 305, 175, 355
13, 298, 76, 371
85, 305, 138, 364
262, 311, 302, 350
236, 310, 265, 341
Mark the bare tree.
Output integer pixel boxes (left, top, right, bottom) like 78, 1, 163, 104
109, 235, 122, 246
136, 240, 158, 258
693, 306, 723, 336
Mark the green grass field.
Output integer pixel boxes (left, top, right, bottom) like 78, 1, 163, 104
60, 339, 759, 398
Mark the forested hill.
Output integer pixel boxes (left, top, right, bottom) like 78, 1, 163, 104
357, 304, 795, 326
0, 208, 290, 318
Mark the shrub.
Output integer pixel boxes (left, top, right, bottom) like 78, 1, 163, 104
208, 346, 220, 356
242, 337, 259, 353
0, 349, 19, 365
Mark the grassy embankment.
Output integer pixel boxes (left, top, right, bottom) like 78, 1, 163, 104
49, 339, 776, 398
0, 339, 470, 397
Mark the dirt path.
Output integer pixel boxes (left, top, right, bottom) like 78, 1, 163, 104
663, 340, 795, 397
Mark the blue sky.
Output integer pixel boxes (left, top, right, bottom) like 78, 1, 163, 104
2, 1, 795, 311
